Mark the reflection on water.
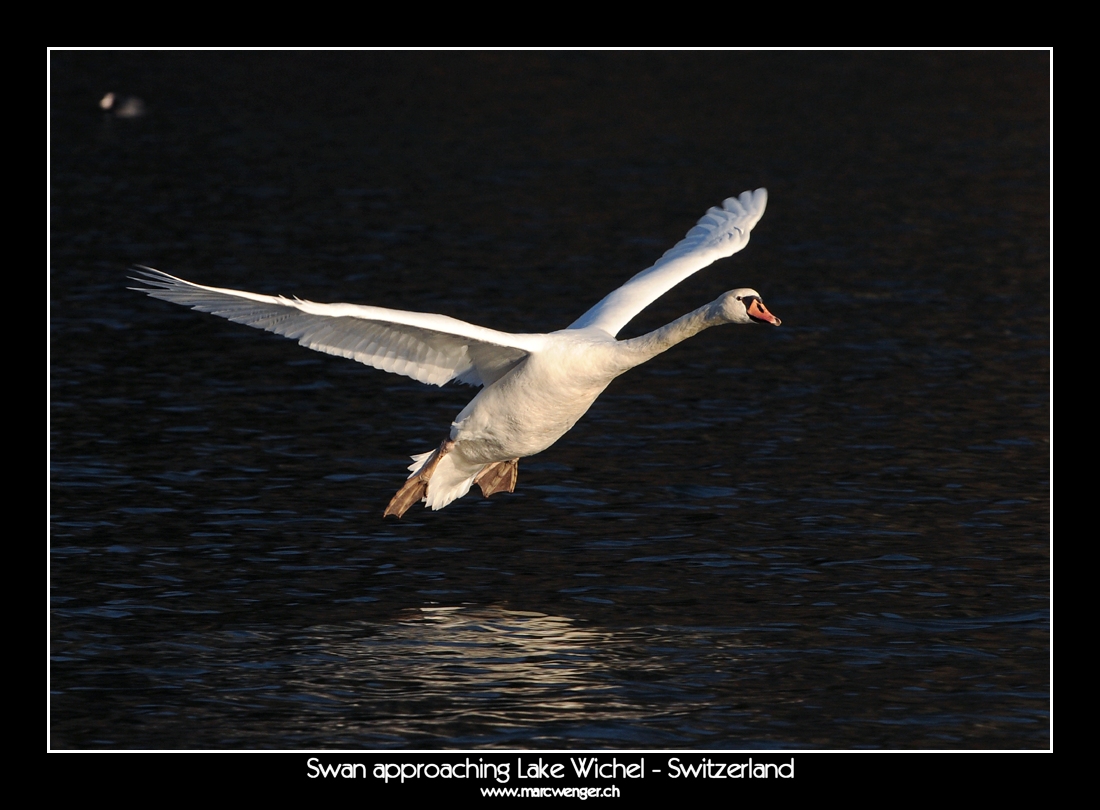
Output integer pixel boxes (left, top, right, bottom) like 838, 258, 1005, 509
51, 600, 1046, 748
289, 608, 653, 746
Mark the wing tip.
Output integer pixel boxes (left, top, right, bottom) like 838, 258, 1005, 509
128, 265, 190, 292
722, 187, 767, 216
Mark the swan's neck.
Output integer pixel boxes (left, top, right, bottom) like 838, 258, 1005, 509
616, 301, 723, 369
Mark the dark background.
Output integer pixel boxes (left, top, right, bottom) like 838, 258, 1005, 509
50, 51, 1049, 748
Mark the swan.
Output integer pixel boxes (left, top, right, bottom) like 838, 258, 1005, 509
99, 92, 146, 119
132, 188, 781, 517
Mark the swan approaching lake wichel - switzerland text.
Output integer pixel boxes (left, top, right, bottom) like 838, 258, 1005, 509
134, 188, 781, 516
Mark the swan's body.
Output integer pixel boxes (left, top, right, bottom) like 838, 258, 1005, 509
133, 188, 780, 516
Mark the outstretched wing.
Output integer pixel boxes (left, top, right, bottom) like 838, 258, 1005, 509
131, 268, 544, 387
568, 188, 768, 336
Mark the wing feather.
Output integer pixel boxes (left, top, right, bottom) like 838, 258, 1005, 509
568, 188, 768, 336
131, 268, 540, 387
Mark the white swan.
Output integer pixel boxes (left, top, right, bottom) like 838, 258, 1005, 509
133, 188, 781, 517
99, 92, 146, 119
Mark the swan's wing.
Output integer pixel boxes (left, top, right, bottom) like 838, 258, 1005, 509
131, 268, 544, 387
568, 188, 768, 336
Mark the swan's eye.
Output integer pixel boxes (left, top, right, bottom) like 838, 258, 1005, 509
735, 295, 742, 301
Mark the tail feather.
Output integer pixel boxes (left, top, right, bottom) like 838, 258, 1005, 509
406, 450, 436, 476
388, 443, 517, 515
423, 452, 478, 510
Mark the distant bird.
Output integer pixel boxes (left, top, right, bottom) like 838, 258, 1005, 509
133, 189, 780, 516
99, 92, 145, 118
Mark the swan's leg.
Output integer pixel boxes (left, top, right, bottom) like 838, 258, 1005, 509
384, 439, 454, 518
474, 458, 519, 498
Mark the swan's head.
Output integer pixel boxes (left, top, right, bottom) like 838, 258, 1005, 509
714, 288, 781, 326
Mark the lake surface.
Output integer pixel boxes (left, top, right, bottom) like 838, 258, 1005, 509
50, 51, 1050, 749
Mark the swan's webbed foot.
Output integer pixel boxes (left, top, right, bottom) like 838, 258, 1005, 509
384, 439, 454, 518
475, 458, 519, 498
383, 476, 427, 518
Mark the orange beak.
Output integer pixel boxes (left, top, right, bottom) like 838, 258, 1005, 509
747, 298, 781, 326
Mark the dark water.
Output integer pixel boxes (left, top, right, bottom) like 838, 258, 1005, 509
50, 51, 1050, 749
